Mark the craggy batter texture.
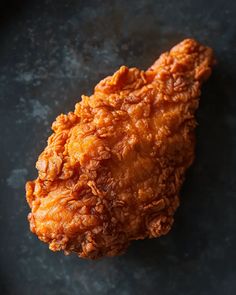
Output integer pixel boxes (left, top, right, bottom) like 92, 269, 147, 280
26, 39, 214, 259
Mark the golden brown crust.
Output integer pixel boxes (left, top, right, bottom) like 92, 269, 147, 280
26, 39, 214, 259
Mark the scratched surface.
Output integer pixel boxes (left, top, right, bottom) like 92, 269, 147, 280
0, 0, 236, 294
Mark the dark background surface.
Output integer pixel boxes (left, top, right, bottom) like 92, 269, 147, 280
0, 0, 236, 294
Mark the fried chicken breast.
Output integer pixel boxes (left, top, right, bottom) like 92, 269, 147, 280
26, 39, 214, 259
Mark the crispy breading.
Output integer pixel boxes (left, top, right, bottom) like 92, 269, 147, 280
26, 39, 214, 259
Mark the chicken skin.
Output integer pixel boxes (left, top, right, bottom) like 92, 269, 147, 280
26, 39, 214, 259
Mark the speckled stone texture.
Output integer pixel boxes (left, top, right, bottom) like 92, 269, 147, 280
0, 0, 235, 294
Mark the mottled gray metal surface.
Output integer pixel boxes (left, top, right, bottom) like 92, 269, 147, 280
0, 0, 235, 294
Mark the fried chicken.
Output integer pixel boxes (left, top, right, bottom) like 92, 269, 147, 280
26, 39, 214, 259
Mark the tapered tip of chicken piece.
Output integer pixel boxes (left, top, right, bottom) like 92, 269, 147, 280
150, 38, 214, 82
26, 39, 214, 259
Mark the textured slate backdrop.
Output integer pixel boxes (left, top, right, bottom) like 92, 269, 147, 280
0, 0, 235, 294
